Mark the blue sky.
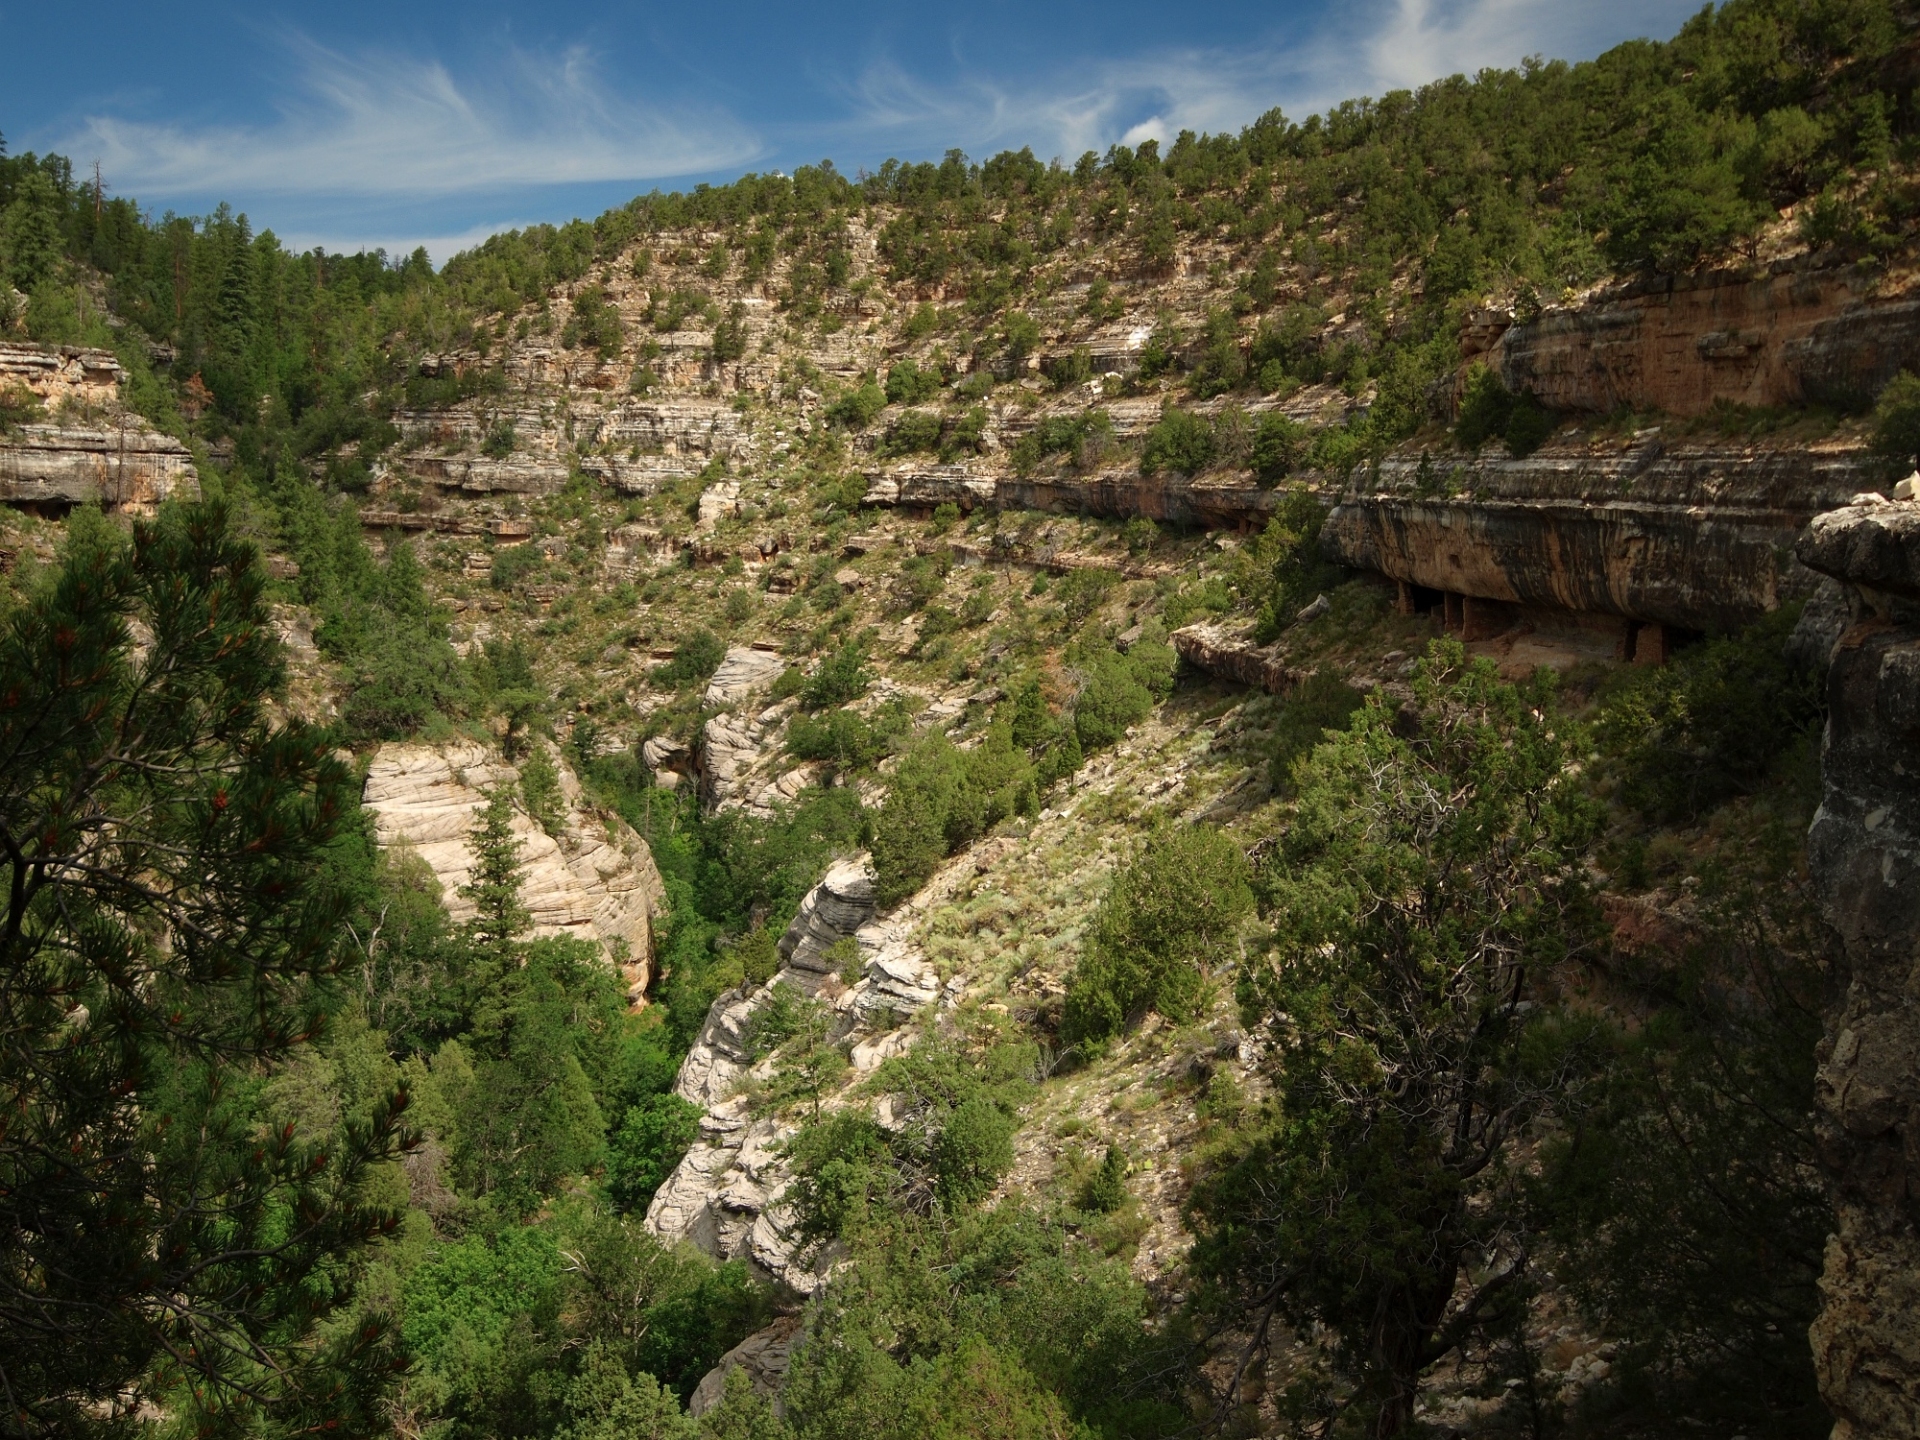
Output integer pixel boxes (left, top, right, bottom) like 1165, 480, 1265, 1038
6, 0, 1705, 264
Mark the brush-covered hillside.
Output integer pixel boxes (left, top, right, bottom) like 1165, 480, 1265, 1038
2, 3, 1917, 1438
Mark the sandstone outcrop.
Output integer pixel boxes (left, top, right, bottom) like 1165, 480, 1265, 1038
0, 345, 199, 513
0, 421, 200, 513
1, 343, 124, 408
1324, 435, 1876, 633
689, 1317, 804, 1418
1481, 262, 1920, 417
1171, 621, 1301, 693
1795, 498, 1920, 1439
360, 741, 666, 998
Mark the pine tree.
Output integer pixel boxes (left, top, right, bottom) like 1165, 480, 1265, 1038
461, 784, 531, 954
0, 501, 413, 1436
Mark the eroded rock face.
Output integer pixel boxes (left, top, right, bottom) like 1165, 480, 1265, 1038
688, 1317, 804, 1418
1488, 263, 1920, 416
1795, 499, 1920, 1440
776, 858, 876, 989
0, 422, 199, 513
1324, 437, 1875, 632
360, 741, 666, 998
1171, 621, 1300, 694
644, 858, 945, 1295
0, 343, 125, 408
0, 345, 200, 514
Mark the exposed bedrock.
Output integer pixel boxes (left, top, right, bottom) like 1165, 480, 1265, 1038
0, 344, 200, 513
359, 740, 666, 1000
1481, 261, 1920, 416
1796, 499, 1920, 1440
646, 858, 946, 1295
1324, 437, 1877, 633
0, 422, 200, 513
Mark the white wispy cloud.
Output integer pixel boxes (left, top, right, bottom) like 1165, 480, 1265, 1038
58, 34, 763, 201
825, 0, 1699, 164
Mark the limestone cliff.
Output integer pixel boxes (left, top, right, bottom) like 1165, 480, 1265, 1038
1325, 433, 1877, 634
1481, 261, 1920, 417
0, 344, 198, 513
360, 740, 666, 999
1795, 499, 1920, 1440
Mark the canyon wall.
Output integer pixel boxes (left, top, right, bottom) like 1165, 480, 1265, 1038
1324, 435, 1876, 633
360, 741, 666, 1000
1481, 261, 1920, 416
1796, 499, 1920, 1440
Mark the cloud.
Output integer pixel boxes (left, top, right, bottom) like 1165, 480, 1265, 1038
58, 34, 763, 202
823, 0, 1698, 164
272, 219, 546, 269
1357, 0, 1697, 94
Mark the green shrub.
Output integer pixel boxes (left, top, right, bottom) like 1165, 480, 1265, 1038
879, 409, 942, 456
827, 380, 887, 430
1048, 346, 1094, 390
1071, 642, 1173, 752
520, 743, 566, 836
1456, 364, 1556, 456
800, 640, 870, 710
710, 301, 748, 363
490, 542, 542, 590
1872, 370, 1920, 472
1009, 411, 1113, 474
1077, 1146, 1128, 1214
870, 726, 1035, 905
1250, 491, 1341, 642
885, 359, 944, 405
787, 704, 905, 770
651, 629, 726, 691
1054, 567, 1119, 629
605, 1093, 702, 1213
1061, 825, 1253, 1046
1596, 606, 1823, 823
0, 381, 46, 434
934, 1097, 1017, 1209
785, 1111, 895, 1245
1123, 517, 1158, 555
1139, 407, 1214, 475
1250, 411, 1307, 484
944, 404, 989, 456
1268, 670, 1367, 794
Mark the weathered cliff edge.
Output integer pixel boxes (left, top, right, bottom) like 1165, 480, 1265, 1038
644, 859, 946, 1295
1795, 499, 1920, 1440
0, 344, 198, 513
1483, 262, 1920, 417
359, 741, 666, 998
1325, 437, 1876, 633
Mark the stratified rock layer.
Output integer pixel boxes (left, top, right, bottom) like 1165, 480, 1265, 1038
1485, 263, 1920, 416
360, 741, 665, 997
645, 858, 943, 1294
1796, 498, 1920, 1440
1325, 437, 1875, 632
0, 345, 199, 513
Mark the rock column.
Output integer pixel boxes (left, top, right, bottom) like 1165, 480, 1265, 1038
1797, 499, 1920, 1440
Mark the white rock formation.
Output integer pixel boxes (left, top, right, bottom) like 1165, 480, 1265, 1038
360, 740, 666, 999
703, 645, 786, 708
643, 858, 950, 1293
